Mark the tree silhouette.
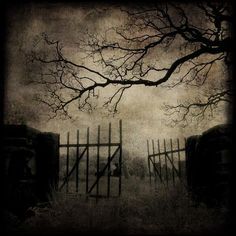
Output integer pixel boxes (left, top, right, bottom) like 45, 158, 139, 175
27, 1, 233, 123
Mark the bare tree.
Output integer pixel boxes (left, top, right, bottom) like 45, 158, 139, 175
27, 1, 233, 123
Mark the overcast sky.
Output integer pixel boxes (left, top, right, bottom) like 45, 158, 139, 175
4, 2, 229, 159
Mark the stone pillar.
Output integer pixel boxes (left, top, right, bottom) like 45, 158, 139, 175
35, 132, 59, 201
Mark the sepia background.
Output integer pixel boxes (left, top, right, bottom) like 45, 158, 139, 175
3, 2, 233, 235
4, 2, 230, 159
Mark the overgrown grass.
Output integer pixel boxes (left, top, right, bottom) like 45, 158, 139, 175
5, 177, 230, 235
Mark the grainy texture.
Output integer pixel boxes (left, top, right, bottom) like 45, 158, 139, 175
4, 2, 230, 159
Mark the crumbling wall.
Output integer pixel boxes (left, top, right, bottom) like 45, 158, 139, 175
186, 124, 232, 206
3, 125, 59, 216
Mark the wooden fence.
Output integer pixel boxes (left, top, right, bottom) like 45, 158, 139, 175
59, 120, 122, 199
147, 138, 186, 187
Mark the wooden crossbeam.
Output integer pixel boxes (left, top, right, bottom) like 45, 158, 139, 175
149, 156, 164, 183
59, 147, 87, 191
148, 148, 185, 158
88, 146, 120, 194
165, 153, 187, 188
164, 152, 181, 179
59, 143, 120, 148
148, 152, 181, 180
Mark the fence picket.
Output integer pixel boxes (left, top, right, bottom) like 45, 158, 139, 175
76, 130, 79, 192
164, 139, 168, 186
96, 125, 100, 201
66, 132, 70, 193
147, 140, 152, 185
107, 123, 111, 197
170, 139, 175, 186
86, 128, 89, 195
119, 120, 122, 196
157, 140, 162, 179
177, 138, 181, 178
152, 140, 157, 186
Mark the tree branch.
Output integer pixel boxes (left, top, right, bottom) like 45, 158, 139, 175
26, 2, 232, 121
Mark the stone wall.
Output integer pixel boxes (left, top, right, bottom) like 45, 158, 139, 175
3, 125, 59, 216
186, 124, 232, 206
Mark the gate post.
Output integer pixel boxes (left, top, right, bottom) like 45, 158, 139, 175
147, 140, 152, 185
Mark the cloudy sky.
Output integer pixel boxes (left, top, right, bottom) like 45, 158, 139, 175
4, 2, 229, 159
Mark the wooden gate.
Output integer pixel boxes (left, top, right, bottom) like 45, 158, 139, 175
147, 138, 186, 187
59, 120, 122, 199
